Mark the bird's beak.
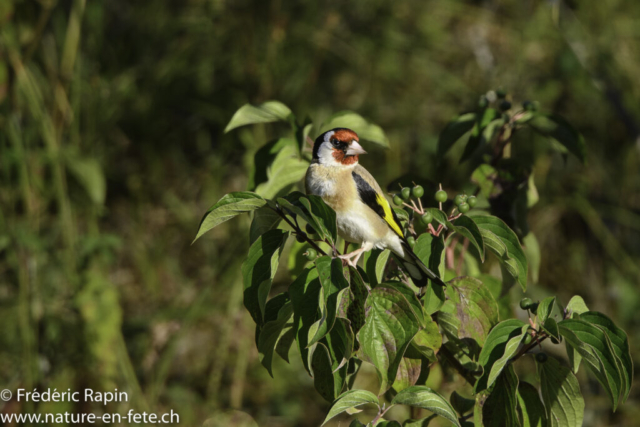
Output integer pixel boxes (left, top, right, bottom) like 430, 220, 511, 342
346, 141, 367, 156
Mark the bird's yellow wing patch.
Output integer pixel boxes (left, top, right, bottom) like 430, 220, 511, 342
375, 193, 403, 238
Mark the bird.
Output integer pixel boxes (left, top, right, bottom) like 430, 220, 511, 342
305, 127, 445, 288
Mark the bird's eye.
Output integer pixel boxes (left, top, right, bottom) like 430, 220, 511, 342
330, 139, 339, 146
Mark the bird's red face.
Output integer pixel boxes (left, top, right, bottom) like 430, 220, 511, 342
313, 128, 367, 167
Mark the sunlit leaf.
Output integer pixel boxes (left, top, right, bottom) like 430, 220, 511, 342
474, 319, 528, 393
444, 277, 499, 347
473, 215, 528, 291
579, 311, 633, 403
225, 100, 293, 132
255, 143, 309, 199
391, 386, 461, 427
250, 206, 282, 244
537, 297, 557, 324
194, 192, 266, 242
363, 249, 392, 287
358, 286, 420, 393
413, 232, 446, 314
539, 357, 584, 427
322, 389, 380, 425
320, 110, 389, 147
558, 319, 622, 409
308, 257, 350, 346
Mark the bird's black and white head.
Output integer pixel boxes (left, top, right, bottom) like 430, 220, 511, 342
312, 128, 367, 167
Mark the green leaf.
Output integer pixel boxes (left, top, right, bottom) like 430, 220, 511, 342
413, 233, 446, 314
241, 229, 290, 324
444, 277, 499, 347
564, 297, 589, 373
450, 391, 475, 416
451, 215, 485, 261
309, 257, 350, 346
565, 296, 589, 317
277, 192, 338, 246
322, 389, 380, 425
311, 342, 346, 402
558, 318, 622, 409
517, 382, 547, 427
537, 297, 557, 324
482, 366, 519, 427
473, 215, 528, 291
358, 286, 420, 394
474, 319, 528, 393
194, 192, 266, 242
377, 421, 402, 427
460, 109, 502, 162
411, 316, 442, 363
391, 386, 461, 427
249, 206, 282, 244
64, 150, 106, 205
579, 311, 633, 403
437, 312, 461, 342
437, 112, 476, 159
247, 138, 296, 190
349, 420, 367, 427
379, 281, 426, 328
254, 143, 309, 199
320, 110, 389, 147
538, 357, 585, 427
258, 299, 293, 376
325, 318, 355, 372
364, 249, 392, 287
393, 356, 424, 393
543, 318, 561, 342
225, 100, 293, 132
471, 164, 501, 199
289, 267, 321, 374
528, 113, 586, 163
338, 266, 369, 336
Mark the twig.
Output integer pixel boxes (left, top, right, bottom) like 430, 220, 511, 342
269, 206, 328, 256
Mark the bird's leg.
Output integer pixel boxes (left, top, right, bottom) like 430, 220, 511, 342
338, 247, 366, 267
343, 240, 350, 255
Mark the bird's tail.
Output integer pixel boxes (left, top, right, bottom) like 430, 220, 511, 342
395, 241, 446, 288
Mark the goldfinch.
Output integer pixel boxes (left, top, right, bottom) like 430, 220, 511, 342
305, 128, 445, 288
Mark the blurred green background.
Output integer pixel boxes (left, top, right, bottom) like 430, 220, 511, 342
1, 0, 640, 426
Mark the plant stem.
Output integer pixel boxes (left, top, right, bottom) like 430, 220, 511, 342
269, 206, 329, 256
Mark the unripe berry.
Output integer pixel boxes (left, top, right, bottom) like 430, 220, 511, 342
454, 194, 466, 206
458, 202, 470, 213
529, 302, 539, 315
421, 212, 433, 225
520, 298, 534, 310
296, 233, 306, 243
435, 190, 447, 203
467, 196, 477, 207
407, 236, 416, 248
523, 334, 533, 345
499, 100, 512, 111
535, 352, 548, 363
412, 185, 424, 198
478, 95, 489, 109
305, 224, 316, 235
401, 187, 411, 201
496, 89, 507, 99
304, 248, 317, 260
393, 195, 403, 206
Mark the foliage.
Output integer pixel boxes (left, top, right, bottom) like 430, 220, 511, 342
194, 101, 633, 426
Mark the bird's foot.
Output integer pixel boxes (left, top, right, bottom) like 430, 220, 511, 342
337, 248, 365, 267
